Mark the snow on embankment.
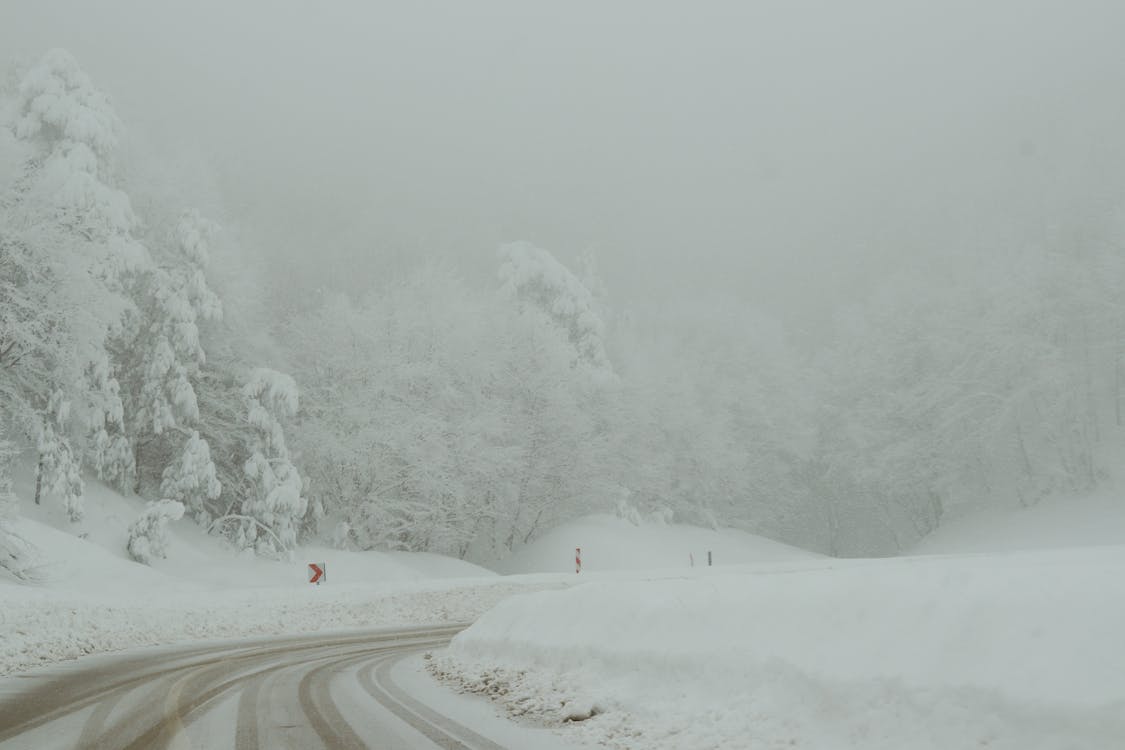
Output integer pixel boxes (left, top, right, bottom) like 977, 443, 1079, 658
434, 548, 1125, 750
0, 514, 541, 676
0, 576, 549, 677
0, 472, 536, 676
495, 513, 816, 574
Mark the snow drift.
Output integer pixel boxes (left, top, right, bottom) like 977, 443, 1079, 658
437, 548, 1125, 749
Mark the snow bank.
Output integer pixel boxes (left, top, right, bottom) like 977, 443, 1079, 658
436, 548, 1125, 749
0, 577, 555, 677
496, 513, 816, 574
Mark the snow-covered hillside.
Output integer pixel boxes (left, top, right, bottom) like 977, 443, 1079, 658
433, 498, 1125, 749
912, 489, 1125, 554
495, 513, 817, 574
5, 468, 1124, 749
1, 471, 816, 678
0, 472, 515, 675
6, 462, 494, 592
436, 546, 1125, 749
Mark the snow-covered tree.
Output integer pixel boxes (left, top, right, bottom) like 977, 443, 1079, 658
498, 241, 615, 382
135, 211, 221, 433
122, 209, 223, 495
239, 368, 306, 556
3, 49, 150, 518
164, 220, 269, 525
34, 391, 84, 519
160, 430, 221, 524
289, 272, 513, 558
12, 48, 149, 301
805, 232, 1125, 554
14, 50, 139, 252
607, 297, 814, 546
84, 351, 132, 488
0, 424, 41, 581
126, 499, 184, 564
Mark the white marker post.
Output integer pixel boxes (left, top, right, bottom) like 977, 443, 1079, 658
576, 547, 582, 574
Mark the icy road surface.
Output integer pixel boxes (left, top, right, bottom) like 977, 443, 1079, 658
0, 624, 582, 750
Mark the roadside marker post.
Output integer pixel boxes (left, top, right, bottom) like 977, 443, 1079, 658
708, 550, 712, 567
308, 562, 326, 585
576, 547, 581, 574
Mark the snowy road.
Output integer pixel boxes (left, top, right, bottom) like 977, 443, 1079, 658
0, 624, 510, 750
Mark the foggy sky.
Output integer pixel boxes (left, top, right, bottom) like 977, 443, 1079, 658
5, 0, 1125, 335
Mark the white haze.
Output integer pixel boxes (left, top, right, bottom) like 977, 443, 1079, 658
5, 11, 1125, 746
5, 0, 1125, 333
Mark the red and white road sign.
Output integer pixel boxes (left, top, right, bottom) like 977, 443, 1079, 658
576, 547, 581, 574
308, 562, 325, 584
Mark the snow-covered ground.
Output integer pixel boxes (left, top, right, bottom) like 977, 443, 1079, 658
0, 472, 807, 679
0, 520, 536, 677
495, 512, 816, 574
433, 497, 1125, 750
10, 468, 1124, 749
0, 471, 516, 676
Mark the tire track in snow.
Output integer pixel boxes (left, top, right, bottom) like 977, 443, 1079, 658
0, 625, 489, 749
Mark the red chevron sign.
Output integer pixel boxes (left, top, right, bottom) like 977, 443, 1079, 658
308, 562, 325, 584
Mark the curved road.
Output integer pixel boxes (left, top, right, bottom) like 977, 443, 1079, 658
0, 624, 507, 749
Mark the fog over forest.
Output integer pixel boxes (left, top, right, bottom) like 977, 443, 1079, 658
3, 1, 1125, 564
9, 1, 1125, 326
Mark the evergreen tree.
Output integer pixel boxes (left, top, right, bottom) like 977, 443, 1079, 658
123, 209, 223, 495
238, 368, 306, 556
5, 48, 150, 518
160, 430, 221, 524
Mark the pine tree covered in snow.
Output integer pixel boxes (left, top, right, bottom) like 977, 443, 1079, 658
126, 498, 184, 564
160, 430, 221, 524
135, 211, 221, 434
123, 209, 223, 496
13, 49, 144, 266
3, 49, 150, 518
238, 368, 306, 556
